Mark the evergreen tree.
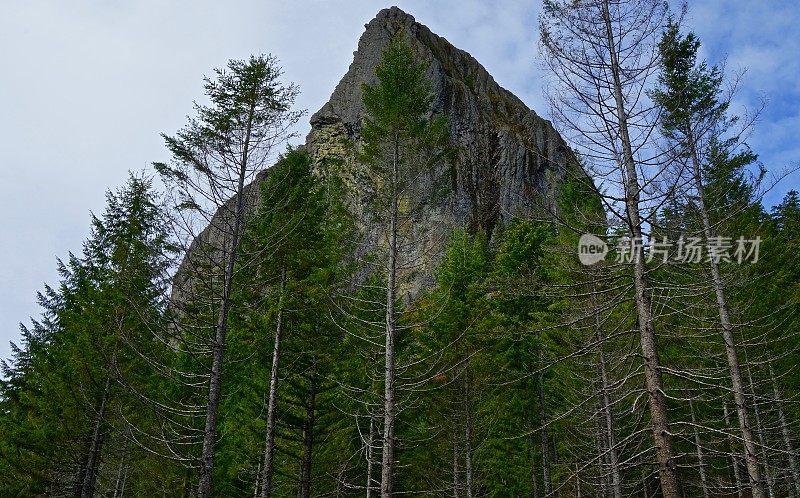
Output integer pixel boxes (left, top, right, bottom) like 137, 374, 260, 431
155, 54, 303, 497
209, 148, 354, 497
0, 175, 178, 496
357, 37, 450, 496
652, 21, 769, 497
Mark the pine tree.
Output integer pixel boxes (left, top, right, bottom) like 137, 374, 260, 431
651, 21, 768, 497
357, 37, 450, 496
0, 175, 178, 496
244, 148, 351, 497
155, 54, 303, 498
208, 148, 354, 497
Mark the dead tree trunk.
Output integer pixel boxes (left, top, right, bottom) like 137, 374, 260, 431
298, 359, 317, 498
260, 267, 287, 498
769, 365, 800, 496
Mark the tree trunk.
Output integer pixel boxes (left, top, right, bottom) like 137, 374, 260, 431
112, 439, 128, 498
74, 442, 90, 498
198, 292, 233, 498
539, 359, 553, 497
253, 459, 261, 498
260, 267, 287, 498
724, 402, 745, 498
530, 432, 539, 498
686, 129, 765, 498
464, 367, 474, 498
770, 365, 800, 496
595, 393, 609, 498
689, 398, 710, 498
112, 462, 127, 498
298, 359, 317, 498
197, 107, 254, 498
452, 422, 460, 497
595, 309, 622, 498
380, 133, 400, 497
80, 375, 111, 498
746, 364, 775, 498
600, 2, 681, 495
366, 414, 377, 498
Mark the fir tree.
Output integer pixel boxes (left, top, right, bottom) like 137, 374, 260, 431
155, 54, 303, 497
357, 37, 450, 496
0, 175, 178, 496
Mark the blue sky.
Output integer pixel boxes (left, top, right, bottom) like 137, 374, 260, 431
1, 0, 798, 363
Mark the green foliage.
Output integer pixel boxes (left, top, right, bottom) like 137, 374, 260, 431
359, 38, 451, 219
4, 19, 800, 498
209, 148, 357, 496
0, 175, 183, 495
154, 54, 303, 244
652, 20, 726, 139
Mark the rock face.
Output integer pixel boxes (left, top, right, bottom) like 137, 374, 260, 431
176, 6, 574, 298
309, 6, 570, 229
307, 6, 572, 292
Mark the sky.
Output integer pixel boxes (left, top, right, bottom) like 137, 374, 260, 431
1, 0, 798, 364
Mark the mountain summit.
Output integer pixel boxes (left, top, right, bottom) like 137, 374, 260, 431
308, 6, 571, 236
176, 6, 575, 296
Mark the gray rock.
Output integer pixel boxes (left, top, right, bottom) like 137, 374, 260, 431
309, 6, 571, 229
174, 6, 575, 300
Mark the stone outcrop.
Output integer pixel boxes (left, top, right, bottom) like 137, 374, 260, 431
309, 6, 571, 231
175, 6, 575, 298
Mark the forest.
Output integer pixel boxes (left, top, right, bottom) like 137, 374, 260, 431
1, 1, 798, 497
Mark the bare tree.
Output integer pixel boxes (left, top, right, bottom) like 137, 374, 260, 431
155, 55, 303, 498
539, 1, 682, 495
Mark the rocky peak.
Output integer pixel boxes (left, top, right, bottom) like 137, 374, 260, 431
175, 7, 575, 300
307, 6, 571, 238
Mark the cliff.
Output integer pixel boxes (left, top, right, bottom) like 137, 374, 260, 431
174, 6, 575, 299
